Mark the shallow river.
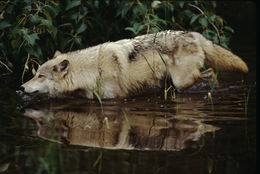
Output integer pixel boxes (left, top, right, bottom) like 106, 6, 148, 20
0, 29, 256, 174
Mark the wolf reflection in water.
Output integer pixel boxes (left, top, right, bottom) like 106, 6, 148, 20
24, 106, 219, 151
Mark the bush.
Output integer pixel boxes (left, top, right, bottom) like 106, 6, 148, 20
0, 0, 234, 80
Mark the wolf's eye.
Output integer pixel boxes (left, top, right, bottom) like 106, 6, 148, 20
38, 74, 45, 78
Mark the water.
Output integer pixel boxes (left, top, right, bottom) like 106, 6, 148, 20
0, 83, 256, 173
0, 21, 256, 174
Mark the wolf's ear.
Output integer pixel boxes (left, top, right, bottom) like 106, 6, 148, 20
59, 60, 69, 72
53, 60, 70, 75
53, 50, 62, 59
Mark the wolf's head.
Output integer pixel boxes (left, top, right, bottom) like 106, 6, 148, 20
18, 51, 70, 97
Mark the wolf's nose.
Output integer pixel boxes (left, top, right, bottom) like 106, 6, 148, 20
18, 86, 25, 92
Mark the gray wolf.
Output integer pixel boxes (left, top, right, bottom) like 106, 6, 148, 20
19, 30, 248, 99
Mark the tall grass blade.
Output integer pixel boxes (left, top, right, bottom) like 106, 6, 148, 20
244, 86, 251, 116
141, 53, 156, 76
93, 152, 103, 168
210, 69, 219, 93
123, 112, 131, 130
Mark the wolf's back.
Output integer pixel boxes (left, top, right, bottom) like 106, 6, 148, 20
193, 32, 248, 73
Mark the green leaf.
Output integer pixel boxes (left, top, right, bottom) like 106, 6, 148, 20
0, 20, 11, 30
125, 22, 144, 35
92, 0, 100, 8
41, 19, 52, 29
65, 0, 81, 11
220, 42, 229, 50
208, 14, 216, 22
150, 27, 160, 33
76, 23, 87, 34
23, 5, 32, 12
224, 26, 234, 33
178, 1, 185, 8
30, 15, 41, 24
215, 16, 223, 27
220, 35, 230, 43
212, 35, 219, 44
169, 4, 174, 12
44, 4, 60, 17
199, 17, 208, 27
125, 27, 136, 34
190, 15, 198, 24
184, 10, 192, 17
42, 9, 52, 21
133, 3, 147, 15
23, 33, 39, 46
75, 37, 82, 45
25, 45, 42, 58
77, 8, 88, 21
59, 23, 73, 28
63, 11, 78, 20
202, 30, 211, 40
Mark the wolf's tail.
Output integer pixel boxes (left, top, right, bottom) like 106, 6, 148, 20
194, 32, 248, 73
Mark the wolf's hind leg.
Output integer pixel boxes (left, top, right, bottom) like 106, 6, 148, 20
200, 68, 220, 88
168, 58, 203, 89
167, 39, 206, 89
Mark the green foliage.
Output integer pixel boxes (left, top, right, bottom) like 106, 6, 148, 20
0, 0, 234, 77
119, 1, 233, 47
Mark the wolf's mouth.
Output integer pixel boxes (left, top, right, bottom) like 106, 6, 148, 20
16, 89, 42, 101
16, 89, 39, 96
17, 86, 40, 95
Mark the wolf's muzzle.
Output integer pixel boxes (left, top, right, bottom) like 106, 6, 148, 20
16, 86, 39, 96
18, 86, 25, 92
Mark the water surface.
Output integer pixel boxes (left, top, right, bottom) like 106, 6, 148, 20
0, 75, 256, 174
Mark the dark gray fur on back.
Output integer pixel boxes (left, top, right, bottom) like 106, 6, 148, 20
127, 30, 190, 60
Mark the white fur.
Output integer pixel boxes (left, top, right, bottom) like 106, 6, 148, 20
21, 30, 248, 98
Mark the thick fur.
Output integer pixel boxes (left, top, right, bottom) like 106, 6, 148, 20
21, 30, 248, 99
